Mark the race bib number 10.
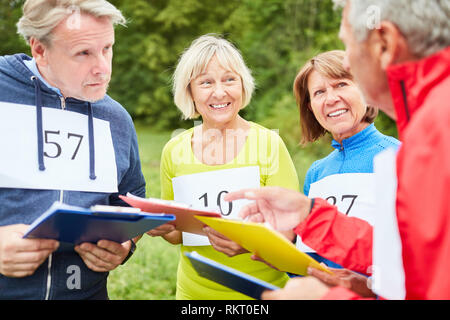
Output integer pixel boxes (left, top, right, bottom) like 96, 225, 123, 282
172, 166, 260, 246
0, 102, 117, 192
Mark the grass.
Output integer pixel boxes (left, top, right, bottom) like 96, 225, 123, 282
107, 123, 328, 300
107, 126, 179, 300
107, 236, 179, 299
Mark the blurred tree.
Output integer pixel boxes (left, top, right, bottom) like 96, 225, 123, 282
0, 0, 29, 55
108, 0, 345, 131
0, 0, 397, 139
109, 0, 242, 130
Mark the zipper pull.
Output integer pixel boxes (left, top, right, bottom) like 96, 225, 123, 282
59, 96, 66, 110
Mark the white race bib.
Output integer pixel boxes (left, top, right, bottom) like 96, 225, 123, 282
0, 101, 117, 192
296, 173, 375, 252
372, 148, 405, 299
172, 166, 260, 246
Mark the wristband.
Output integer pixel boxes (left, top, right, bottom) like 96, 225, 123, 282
309, 198, 316, 214
121, 239, 136, 265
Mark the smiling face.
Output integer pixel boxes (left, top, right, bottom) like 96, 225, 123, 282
32, 13, 114, 102
189, 55, 244, 129
307, 70, 369, 143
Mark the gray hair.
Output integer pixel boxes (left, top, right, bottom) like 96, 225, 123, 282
17, 0, 126, 46
334, 0, 450, 58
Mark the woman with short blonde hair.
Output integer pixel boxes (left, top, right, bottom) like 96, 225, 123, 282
150, 34, 300, 300
172, 34, 255, 120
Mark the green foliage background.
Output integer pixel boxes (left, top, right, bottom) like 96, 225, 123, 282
0, 0, 398, 146
108, 0, 346, 131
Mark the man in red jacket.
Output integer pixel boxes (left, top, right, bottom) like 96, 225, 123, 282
226, 0, 450, 300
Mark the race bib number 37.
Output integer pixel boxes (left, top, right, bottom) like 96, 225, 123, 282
297, 172, 376, 252
0, 102, 117, 192
172, 166, 260, 246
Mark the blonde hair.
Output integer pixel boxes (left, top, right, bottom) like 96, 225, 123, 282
293, 50, 378, 144
172, 34, 255, 120
17, 0, 126, 46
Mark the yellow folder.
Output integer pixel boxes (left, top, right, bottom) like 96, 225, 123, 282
195, 216, 332, 276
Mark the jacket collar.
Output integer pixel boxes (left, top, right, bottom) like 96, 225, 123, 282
10, 53, 99, 106
331, 123, 377, 151
23, 57, 63, 97
386, 46, 450, 137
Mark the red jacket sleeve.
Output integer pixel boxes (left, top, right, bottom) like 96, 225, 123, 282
321, 286, 365, 300
321, 287, 384, 300
295, 198, 373, 275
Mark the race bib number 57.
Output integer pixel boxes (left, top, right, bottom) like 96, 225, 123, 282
0, 101, 117, 192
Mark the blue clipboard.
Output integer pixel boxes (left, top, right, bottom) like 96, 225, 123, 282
185, 251, 280, 300
23, 202, 175, 244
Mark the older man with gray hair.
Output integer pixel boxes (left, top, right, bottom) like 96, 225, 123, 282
0, 0, 146, 299
226, 0, 450, 300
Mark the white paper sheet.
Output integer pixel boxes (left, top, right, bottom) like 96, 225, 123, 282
172, 166, 260, 246
297, 172, 375, 252
0, 101, 117, 192
372, 148, 405, 300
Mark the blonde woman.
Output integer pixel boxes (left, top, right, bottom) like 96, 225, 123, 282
149, 34, 299, 299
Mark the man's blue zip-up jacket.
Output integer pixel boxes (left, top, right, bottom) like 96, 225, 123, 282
0, 54, 146, 299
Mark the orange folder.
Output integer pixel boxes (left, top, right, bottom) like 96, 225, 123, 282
195, 216, 332, 276
119, 193, 221, 235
